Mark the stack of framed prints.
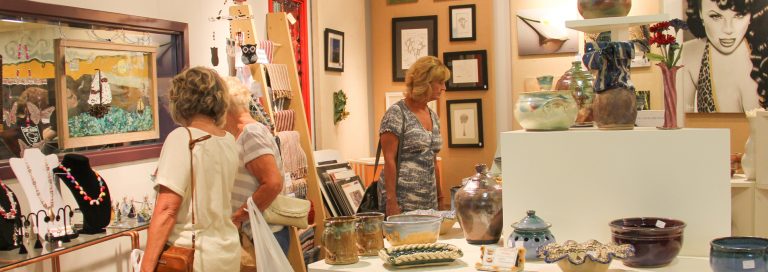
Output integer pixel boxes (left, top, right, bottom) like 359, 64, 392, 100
316, 162, 366, 216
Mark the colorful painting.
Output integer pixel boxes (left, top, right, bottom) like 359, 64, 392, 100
54, 39, 159, 149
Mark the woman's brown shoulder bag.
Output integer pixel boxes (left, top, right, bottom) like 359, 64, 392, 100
155, 127, 211, 272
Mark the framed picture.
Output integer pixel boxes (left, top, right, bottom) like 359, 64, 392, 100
385, 91, 437, 113
324, 28, 344, 72
443, 50, 488, 91
54, 39, 159, 149
516, 8, 578, 55
446, 99, 483, 148
449, 4, 476, 41
586, 26, 651, 68
388, 0, 417, 3
392, 16, 438, 82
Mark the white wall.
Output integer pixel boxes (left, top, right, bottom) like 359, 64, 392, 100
310, 0, 372, 161
2, 1, 269, 271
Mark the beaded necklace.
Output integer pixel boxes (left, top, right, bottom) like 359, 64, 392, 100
0, 181, 18, 219
56, 166, 106, 206
23, 160, 54, 211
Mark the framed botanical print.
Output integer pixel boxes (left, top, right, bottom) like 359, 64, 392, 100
324, 28, 344, 72
392, 16, 438, 82
443, 50, 488, 91
449, 4, 476, 41
54, 39, 160, 149
446, 99, 483, 148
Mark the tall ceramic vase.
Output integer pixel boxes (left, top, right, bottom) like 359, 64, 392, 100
583, 41, 637, 130
658, 63, 682, 129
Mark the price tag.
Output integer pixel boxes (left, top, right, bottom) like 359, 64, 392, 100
286, 13, 297, 25
655, 220, 666, 228
492, 247, 520, 266
743, 260, 756, 269
256, 48, 269, 64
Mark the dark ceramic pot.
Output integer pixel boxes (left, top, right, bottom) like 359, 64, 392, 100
710, 237, 768, 272
454, 164, 503, 245
509, 210, 555, 260
593, 88, 637, 130
609, 217, 686, 268
578, 0, 632, 19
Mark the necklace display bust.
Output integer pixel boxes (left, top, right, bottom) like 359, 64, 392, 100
0, 181, 21, 251
9, 148, 66, 240
53, 154, 111, 234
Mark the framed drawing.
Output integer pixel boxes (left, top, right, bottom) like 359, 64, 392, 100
54, 39, 159, 149
449, 4, 476, 41
446, 99, 483, 148
443, 50, 488, 91
392, 16, 438, 82
385, 91, 438, 114
388, 0, 417, 3
324, 28, 344, 72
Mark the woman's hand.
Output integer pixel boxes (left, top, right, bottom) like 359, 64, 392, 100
231, 207, 248, 229
386, 201, 401, 216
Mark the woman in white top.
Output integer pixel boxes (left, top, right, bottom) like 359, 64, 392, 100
223, 77, 290, 272
141, 67, 240, 272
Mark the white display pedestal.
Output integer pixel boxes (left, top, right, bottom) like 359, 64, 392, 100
501, 128, 730, 257
307, 225, 710, 272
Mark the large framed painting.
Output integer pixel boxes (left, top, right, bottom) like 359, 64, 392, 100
392, 16, 438, 82
446, 99, 483, 148
54, 39, 159, 149
443, 50, 488, 91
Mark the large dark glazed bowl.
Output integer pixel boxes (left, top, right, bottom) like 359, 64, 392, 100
578, 0, 632, 19
609, 217, 686, 268
710, 237, 768, 272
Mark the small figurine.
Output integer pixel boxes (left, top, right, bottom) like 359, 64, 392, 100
128, 201, 136, 219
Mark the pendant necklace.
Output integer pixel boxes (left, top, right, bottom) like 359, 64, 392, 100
0, 181, 18, 219
24, 160, 55, 217
56, 166, 106, 205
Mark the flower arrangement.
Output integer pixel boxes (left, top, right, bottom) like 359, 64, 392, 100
647, 19, 688, 68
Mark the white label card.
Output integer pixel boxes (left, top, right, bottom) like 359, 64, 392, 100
655, 220, 666, 228
743, 260, 756, 269
491, 247, 519, 267
286, 13, 297, 25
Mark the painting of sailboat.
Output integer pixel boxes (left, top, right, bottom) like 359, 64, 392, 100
516, 9, 579, 56
55, 39, 159, 149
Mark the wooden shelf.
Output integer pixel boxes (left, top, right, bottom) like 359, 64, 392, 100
731, 175, 754, 188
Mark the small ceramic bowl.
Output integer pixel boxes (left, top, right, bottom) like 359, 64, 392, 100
609, 217, 686, 268
710, 236, 768, 272
403, 210, 457, 234
538, 240, 635, 272
383, 214, 442, 246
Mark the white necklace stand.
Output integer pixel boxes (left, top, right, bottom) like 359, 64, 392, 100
9, 148, 67, 240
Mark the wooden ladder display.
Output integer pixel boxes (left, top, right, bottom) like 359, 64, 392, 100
246, 12, 326, 272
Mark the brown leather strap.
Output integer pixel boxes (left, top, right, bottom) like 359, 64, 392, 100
184, 127, 211, 252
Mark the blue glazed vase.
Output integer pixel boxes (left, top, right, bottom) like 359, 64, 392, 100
711, 237, 768, 272
508, 210, 555, 260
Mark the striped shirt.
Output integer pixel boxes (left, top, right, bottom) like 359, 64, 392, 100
231, 122, 285, 233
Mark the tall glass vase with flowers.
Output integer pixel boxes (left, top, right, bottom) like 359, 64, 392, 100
647, 19, 687, 129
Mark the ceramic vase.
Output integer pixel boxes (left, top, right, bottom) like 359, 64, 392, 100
557, 61, 595, 126
322, 216, 358, 265
583, 41, 637, 130
578, 0, 632, 19
454, 164, 503, 245
742, 115, 757, 180
658, 64, 682, 129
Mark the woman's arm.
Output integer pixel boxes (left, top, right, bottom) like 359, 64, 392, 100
381, 132, 401, 216
231, 154, 283, 227
140, 186, 183, 272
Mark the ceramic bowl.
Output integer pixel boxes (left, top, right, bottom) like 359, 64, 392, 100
578, 0, 632, 19
609, 217, 686, 267
403, 210, 457, 234
514, 90, 578, 131
710, 237, 768, 272
383, 214, 441, 246
538, 240, 635, 272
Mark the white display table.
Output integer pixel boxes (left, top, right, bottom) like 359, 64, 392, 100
500, 128, 731, 257
307, 225, 710, 271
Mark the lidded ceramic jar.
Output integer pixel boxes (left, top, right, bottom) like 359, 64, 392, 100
454, 164, 503, 245
509, 210, 556, 260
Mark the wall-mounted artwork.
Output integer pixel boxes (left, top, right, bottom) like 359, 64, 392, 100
388, 0, 417, 4
516, 8, 578, 56
443, 50, 488, 91
446, 99, 483, 148
54, 39, 159, 149
392, 16, 438, 82
324, 28, 344, 72
680, 0, 766, 113
449, 4, 476, 41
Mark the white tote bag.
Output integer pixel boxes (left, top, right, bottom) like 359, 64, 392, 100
247, 197, 294, 271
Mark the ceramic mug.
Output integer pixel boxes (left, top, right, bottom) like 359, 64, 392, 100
711, 237, 768, 272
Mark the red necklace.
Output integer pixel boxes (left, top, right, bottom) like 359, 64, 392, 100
57, 166, 106, 205
0, 181, 18, 219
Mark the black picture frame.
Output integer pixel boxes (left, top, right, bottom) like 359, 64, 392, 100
449, 4, 476, 41
324, 28, 344, 72
391, 15, 438, 82
443, 50, 488, 91
446, 99, 484, 148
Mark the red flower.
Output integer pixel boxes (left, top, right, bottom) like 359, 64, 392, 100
650, 21, 671, 33
650, 32, 676, 46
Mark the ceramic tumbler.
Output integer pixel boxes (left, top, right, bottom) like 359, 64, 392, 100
322, 216, 359, 265
355, 212, 384, 256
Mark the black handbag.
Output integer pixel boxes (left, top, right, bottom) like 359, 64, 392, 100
357, 103, 406, 213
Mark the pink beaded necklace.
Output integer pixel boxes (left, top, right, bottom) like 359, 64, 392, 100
57, 166, 106, 206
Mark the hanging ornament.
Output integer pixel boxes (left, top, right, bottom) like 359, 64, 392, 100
211, 32, 219, 66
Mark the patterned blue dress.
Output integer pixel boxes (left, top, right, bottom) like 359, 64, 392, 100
377, 100, 442, 212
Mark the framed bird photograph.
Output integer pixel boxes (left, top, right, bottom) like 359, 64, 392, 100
446, 99, 483, 148
515, 8, 578, 55
54, 39, 160, 149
